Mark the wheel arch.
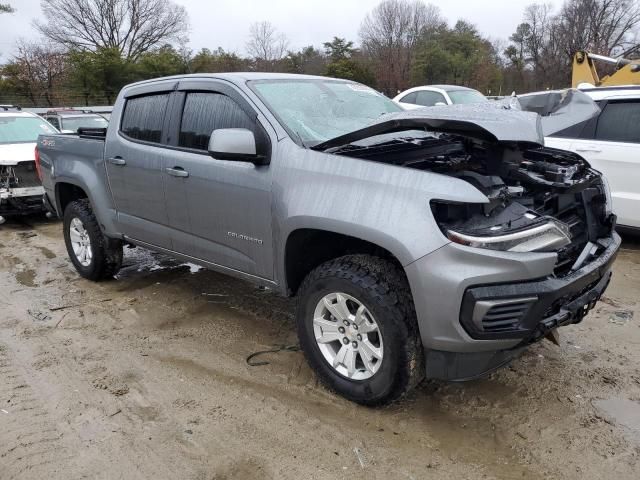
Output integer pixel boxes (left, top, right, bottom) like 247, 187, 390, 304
283, 227, 409, 296
55, 181, 89, 215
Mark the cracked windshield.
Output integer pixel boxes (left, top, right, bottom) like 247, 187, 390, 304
251, 79, 401, 145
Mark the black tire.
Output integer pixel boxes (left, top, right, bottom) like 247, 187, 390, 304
296, 254, 424, 406
63, 199, 122, 281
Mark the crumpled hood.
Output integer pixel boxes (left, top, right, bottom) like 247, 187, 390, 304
0, 143, 36, 165
512, 88, 601, 136
315, 88, 599, 151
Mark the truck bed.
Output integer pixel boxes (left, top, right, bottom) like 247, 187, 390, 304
37, 131, 108, 216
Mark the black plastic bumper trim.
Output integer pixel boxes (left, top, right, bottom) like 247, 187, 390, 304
425, 348, 526, 381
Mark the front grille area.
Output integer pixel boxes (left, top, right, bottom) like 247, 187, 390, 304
533, 183, 610, 276
11, 162, 41, 188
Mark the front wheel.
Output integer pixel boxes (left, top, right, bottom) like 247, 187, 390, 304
63, 199, 122, 281
296, 255, 424, 406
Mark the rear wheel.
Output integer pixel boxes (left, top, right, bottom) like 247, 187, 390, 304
296, 254, 424, 405
63, 199, 122, 281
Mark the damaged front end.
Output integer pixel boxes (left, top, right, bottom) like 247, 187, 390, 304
316, 98, 619, 352
429, 145, 614, 275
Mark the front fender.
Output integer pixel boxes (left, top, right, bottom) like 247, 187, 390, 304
272, 140, 489, 286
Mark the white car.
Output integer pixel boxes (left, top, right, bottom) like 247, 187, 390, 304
393, 85, 488, 109
0, 107, 58, 222
545, 86, 640, 230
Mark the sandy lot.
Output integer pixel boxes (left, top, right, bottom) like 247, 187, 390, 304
1, 217, 639, 480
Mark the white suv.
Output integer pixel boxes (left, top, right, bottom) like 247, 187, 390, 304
0, 107, 58, 222
545, 86, 640, 230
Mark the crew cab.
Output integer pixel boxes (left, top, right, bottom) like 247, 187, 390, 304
545, 86, 640, 230
37, 74, 619, 405
0, 106, 57, 223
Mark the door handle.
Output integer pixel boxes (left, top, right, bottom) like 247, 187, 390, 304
108, 157, 126, 166
575, 147, 602, 153
165, 167, 189, 178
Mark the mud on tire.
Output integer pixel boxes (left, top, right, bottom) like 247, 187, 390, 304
63, 199, 122, 281
296, 254, 424, 406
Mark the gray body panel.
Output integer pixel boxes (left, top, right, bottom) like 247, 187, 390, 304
38, 73, 579, 356
38, 135, 119, 235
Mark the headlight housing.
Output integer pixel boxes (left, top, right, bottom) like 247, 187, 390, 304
446, 219, 572, 253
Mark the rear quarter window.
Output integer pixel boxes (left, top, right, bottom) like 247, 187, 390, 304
120, 94, 170, 143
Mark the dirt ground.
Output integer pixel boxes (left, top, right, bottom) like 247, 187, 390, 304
0, 217, 639, 480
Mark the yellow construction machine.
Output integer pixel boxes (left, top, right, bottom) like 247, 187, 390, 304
572, 49, 640, 88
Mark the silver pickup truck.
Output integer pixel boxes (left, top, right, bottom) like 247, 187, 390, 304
37, 73, 620, 405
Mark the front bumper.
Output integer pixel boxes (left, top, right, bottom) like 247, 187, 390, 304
406, 232, 621, 380
460, 234, 619, 341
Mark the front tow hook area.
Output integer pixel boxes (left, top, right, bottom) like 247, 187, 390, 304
526, 269, 612, 345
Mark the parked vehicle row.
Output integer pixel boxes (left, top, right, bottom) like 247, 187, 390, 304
36, 73, 619, 405
0, 106, 110, 222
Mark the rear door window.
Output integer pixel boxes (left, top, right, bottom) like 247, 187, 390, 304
120, 94, 170, 143
595, 101, 640, 143
178, 92, 255, 151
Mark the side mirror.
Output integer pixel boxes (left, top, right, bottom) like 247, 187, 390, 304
434, 102, 447, 107
208, 128, 266, 164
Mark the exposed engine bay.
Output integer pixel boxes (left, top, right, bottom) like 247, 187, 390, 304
330, 133, 615, 276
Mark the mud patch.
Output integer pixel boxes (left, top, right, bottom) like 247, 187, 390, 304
15, 268, 37, 287
36, 246, 57, 259
211, 457, 269, 480
595, 398, 640, 443
92, 374, 130, 396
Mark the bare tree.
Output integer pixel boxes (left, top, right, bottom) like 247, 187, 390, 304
507, 0, 640, 90
556, 0, 640, 57
35, 0, 189, 61
246, 21, 288, 71
0, 3, 13, 13
6, 40, 68, 105
359, 0, 444, 94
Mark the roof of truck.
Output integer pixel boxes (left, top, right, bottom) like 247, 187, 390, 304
125, 72, 355, 89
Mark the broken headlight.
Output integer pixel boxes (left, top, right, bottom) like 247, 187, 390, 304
600, 175, 613, 216
447, 219, 572, 253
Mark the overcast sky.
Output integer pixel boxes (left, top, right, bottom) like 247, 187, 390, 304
0, 0, 543, 60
